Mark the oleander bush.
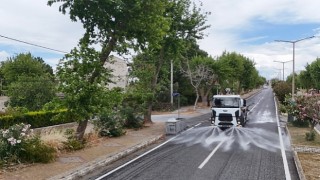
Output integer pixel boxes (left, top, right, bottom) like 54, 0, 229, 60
279, 104, 287, 114
0, 123, 56, 167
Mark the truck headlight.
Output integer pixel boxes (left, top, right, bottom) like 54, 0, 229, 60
211, 118, 215, 124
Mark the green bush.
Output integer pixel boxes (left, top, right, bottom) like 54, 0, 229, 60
0, 109, 72, 129
279, 104, 287, 114
20, 136, 56, 163
0, 123, 31, 166
291, 119, 309, 127
62, 129, 86, 152
0, 123, 56, 167
305, 130, 316, 141
122, 107, 143, 129
273, 82, 291, 103
96, 109, 126, 137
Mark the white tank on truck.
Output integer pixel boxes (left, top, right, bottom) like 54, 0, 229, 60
210, 95, 248, 128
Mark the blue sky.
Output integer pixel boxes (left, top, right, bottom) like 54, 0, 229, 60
239, 21, 319, 45
1, 0, 320, 80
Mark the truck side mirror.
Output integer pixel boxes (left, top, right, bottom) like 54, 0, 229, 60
243, 99, 246, 107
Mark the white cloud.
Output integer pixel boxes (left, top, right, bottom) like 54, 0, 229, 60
1, 0, 320, 80
198, 0, 320, 79
0, 1, 83, 53
0, 51, 9, 61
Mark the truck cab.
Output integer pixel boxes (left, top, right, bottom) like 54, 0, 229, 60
210, 95, 247, 128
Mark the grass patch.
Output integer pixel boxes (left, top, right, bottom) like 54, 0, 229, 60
287, 124, 320, 146
287, 123, 320, 180
297, 153, 320, 180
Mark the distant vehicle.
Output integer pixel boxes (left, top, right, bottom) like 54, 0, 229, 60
210, 95, 248, 129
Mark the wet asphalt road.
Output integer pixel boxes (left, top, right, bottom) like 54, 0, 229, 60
93, 87, 299, 180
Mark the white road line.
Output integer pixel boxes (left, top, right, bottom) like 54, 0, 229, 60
246, 90, 260, 100
198, 140, 225, 169
194, 123, 202, 127
96, 123, 202, 180
95, 135, 178, 180
274, 96, 291, 180
186, 127, 194, 131
248, 96, 263, 113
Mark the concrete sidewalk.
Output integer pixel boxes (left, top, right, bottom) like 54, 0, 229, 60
314, 124, 320, 135
1, 122, 166, 180
1, 106, 211, 180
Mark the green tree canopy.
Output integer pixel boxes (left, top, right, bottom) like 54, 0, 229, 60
215, 51, 263, 93
129, 0, 210, 122
0, 53, 55, 111
1, 53, 53, 84
48, 0, 173, 137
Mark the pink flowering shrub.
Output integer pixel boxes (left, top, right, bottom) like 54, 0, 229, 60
295, 94, 320, 130
0, 123, 56, 167
0, 123, 32, 165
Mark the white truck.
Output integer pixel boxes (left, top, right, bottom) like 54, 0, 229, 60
210, 95, 248, 128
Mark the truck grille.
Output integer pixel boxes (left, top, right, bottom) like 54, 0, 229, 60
218, 122, 234, 126
218, 113, 232, 121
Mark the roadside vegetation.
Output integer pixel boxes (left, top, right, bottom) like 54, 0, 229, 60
272, 59, 320, 179
0, 0, 265, 168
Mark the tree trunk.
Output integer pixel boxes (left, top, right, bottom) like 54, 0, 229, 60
144, 102, 153, 124
76, 119, 88, 141
199, 80, 215, 107
76, 35, 117, 141
202, 95, 208, 107
144, 48, 165, 124
194, 89, 199, 110
199, 88, 206, 107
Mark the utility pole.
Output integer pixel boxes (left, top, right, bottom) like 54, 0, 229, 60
170, 60, 173, 104
275, 36, 314, 99
273, 60, 292, 81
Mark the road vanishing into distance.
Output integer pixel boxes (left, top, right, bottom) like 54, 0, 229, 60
86, 87, 299, 180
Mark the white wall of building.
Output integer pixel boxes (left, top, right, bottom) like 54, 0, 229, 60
104, 56, 128, 89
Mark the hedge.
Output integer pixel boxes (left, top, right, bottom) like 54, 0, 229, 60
0, 109, 75, 129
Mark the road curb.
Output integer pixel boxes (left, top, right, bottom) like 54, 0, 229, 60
314, 127, 320, 135
48, 134, 165, 180
285, 125, 306, 180
292, 151, 306, 180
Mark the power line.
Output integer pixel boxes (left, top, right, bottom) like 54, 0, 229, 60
0, 34, 68, 54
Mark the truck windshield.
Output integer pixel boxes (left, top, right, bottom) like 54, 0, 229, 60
213, 97, 240, 108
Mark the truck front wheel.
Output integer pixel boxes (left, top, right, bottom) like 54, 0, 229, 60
240, 115, 245, 127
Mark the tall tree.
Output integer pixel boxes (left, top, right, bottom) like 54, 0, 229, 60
0, 53, 55, 111
214, 51, 264, 94
308, 58, 320, 90
48, 0, 171, 137
1, 53, 53, 84
130, 0, 210, 123
181, 56, 216, 109
240, 58, 257, 90
56, 45, 111, 140
297, 66, 313, 90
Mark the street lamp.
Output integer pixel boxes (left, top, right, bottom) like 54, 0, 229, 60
274, 68, 282, 80
275, 36, 314, 99
273, 60, 292, 81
